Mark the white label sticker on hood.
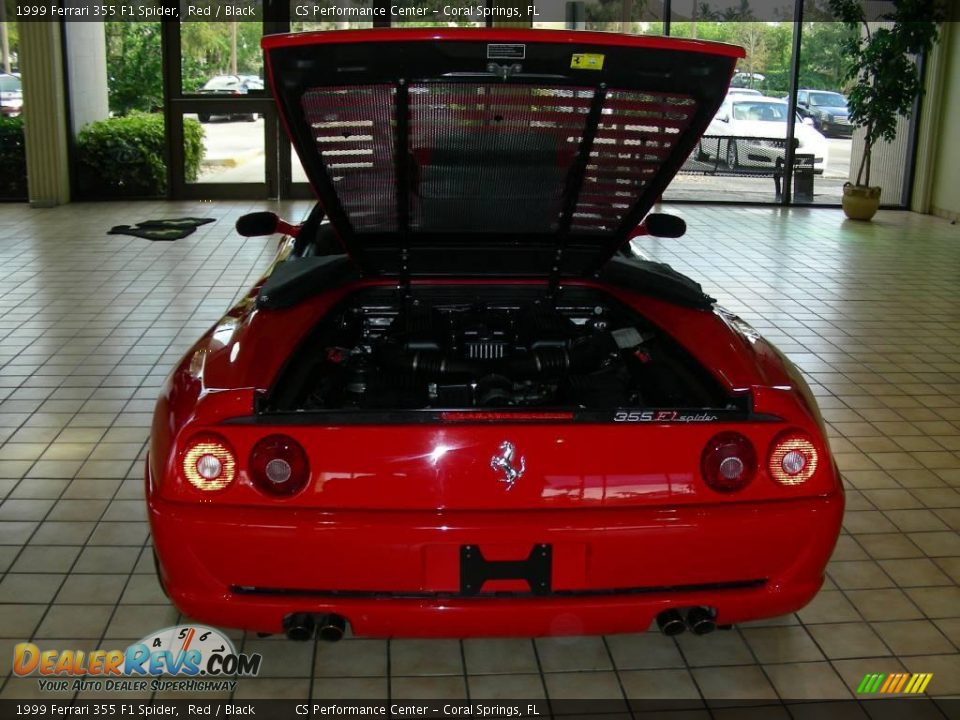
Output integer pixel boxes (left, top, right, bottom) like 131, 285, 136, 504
487, 44, 526, 60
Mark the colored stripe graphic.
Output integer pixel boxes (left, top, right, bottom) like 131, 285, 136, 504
857, 672, 932, 695
893, 673, 909, 693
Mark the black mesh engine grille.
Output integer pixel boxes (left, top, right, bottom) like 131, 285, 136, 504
572, 90, 698, 233
300, 82, 697, 237
408, 83, 592, 234
302, 85, 397, 233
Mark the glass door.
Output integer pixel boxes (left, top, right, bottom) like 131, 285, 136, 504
165, 16, 278, 199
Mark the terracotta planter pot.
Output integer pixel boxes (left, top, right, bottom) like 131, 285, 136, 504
842, 183, 881, 221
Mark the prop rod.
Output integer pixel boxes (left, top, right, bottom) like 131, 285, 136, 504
550, 83, 608, 297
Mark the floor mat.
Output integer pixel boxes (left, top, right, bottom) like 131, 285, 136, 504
108, 217, 215, 241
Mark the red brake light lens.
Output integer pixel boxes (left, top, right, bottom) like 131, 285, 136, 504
769, 432, 819, 485
701, 432, 757, 492
183, 435, 236, 492
249, 435, 309, 497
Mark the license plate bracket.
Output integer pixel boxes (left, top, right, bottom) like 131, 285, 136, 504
460, 544, 552, 596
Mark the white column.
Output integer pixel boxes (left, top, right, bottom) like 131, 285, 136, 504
19, 22, 70, 207
64, 22, 109, 134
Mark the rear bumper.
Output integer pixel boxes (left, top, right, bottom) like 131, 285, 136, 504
148, 481, 843, 637
821, 121, 852, 137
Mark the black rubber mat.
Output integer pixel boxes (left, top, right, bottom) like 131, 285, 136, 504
108, 217, 215, 241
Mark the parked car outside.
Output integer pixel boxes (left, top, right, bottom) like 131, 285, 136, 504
239, 75, 265, 91
699, 95, 829, 174
726, 88, 762, 97
793, 89, 852, 138
196, 75, 258, 122
0, 73, 23, 118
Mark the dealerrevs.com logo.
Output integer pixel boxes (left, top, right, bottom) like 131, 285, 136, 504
13, 625, 262, 693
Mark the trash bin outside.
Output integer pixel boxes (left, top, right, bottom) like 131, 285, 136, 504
793, 153, 815, 202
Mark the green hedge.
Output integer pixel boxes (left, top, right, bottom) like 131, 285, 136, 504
0, 117, 28, 200
76, 113, 204, 197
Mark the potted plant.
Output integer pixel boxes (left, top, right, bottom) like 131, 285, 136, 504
828, 0, 943, 220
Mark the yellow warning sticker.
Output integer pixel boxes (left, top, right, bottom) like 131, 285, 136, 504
571, 53, 605, 71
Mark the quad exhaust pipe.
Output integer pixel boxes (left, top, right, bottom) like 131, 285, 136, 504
656, 609, 686, 636
283, 613, 316, 641
283, 613, 348, 642
685, 606, 716, 635
317, 614, 347, 642
656, 607, 717, 636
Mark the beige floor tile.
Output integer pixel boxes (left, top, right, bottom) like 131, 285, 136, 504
675, 630, 755, 667
390, 675, 467, 700
390, 639, 464, 676
314, 638, 387, 677
843, 588, 924, 621
468, 673, 546, 700
34, 604, 113, 638
842, 511, 899, 534
545, 672, 628, 707
827, 560, 894, 589
233, 678, 311, 699
763, 662, 851, 700
311, 677, 388, 699
0, 604, 47, 638
797, 590, 862, 624
830, 535, 869, 561
878, 558, 953, 586
463, 638, 538, 675
536, 636, 612, 672
855, 533, 923, 559
904, 587, 960, 619
606, 633, 685, 670
692, 665, 777, 701
885, 510, 949, 532
806, 622, 891, 659
873, 620, 955, 656
908, 531, 960, 557
617, 668, 698, 701
741, 626, 824, 664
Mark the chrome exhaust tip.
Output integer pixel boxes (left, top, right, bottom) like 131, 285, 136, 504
317, 614, 347, 642
656, 609, 687, 636
282, 612, 316, 641
686, 606, 717, 635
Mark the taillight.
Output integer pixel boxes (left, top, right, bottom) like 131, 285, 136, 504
701, 432, 757, 492
769, 432, 819, 485
249, 435, 309, 497
183, 434, 236, 492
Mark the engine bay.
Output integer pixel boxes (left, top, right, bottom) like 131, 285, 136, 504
265, 286, 730, 412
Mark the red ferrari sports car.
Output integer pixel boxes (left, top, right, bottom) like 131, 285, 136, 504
148, 29, 844, 641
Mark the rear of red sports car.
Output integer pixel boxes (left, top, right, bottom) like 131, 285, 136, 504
147, 29, 844, 639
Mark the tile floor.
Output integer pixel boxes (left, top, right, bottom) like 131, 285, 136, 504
0, 201, 958, 705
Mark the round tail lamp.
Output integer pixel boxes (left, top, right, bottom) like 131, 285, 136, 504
701, 432, 757, 493
183, 435, 237, 492
769, 432, 819, 485
249, 435, 310, 497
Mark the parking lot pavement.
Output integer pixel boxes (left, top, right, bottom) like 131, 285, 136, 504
192, 116, 266, 183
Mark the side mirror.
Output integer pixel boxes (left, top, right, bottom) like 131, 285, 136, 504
802, 117, 815, 126
236, 212, 302, 238
631, 213, 686, 240
236, 211, 279, 237
718, 115, 729, 122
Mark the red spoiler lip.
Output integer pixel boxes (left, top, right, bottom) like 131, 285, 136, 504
261, 27, 745, 60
